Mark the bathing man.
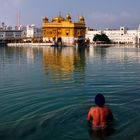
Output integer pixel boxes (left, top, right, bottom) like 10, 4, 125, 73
87, 94, 113, 129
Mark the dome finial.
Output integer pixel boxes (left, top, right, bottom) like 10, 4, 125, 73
79, 16, 85, 23
42, 16, 48, 22
59, 11, 61, 17
66, 13, 71, 21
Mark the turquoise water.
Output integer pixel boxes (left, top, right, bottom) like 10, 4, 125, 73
0, 45, 140, 140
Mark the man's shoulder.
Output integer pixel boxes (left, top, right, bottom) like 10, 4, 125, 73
90, 106, 100, 112
89, 106, 96, 111
103, 107, 112, 114
90, 106, 97, 109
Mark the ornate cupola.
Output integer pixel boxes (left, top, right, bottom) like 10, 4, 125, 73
52, 15, 65, 23
79, 16, 85, 23
42, 16, 49, 23
66, 13, 71, 21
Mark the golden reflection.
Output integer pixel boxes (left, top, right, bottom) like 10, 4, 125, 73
43, 47, 86, 79
43, 47, 74, 72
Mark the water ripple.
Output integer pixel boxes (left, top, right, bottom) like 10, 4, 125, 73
0, 46, 140, 140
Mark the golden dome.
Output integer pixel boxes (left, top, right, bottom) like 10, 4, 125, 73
43, 16, 48, 22
66, 14, 71, 20
79, 16, 85, 21
52, 15, 65, 22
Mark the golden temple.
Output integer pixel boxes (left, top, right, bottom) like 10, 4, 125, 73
42, 14, 86, 45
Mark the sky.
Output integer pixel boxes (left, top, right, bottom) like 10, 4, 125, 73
0, 0, 140, 29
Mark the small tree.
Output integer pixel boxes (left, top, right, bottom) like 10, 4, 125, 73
93, 33, 111, 44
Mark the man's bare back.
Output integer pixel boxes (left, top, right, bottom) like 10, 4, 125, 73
87, 106, 113, 128
87, 94, 113, 129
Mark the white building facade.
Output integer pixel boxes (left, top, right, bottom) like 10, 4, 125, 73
0, 22, 22, 39
26, 24, 42, 38
0, 22, 42, 41
86, 26, 140, 44
138, 25, 140, 44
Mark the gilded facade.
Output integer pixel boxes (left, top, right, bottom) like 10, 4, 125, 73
42, 14, 86, 45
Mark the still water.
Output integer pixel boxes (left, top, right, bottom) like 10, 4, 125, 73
0, 45, 140, 140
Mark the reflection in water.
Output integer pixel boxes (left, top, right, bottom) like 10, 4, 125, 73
43, 47, 74, 72
43, 47, 87, 80
88, 127, 115, 139
106, 47, 140, 63
0, 47, 5, 67
88, 45, 140, 63
0, 47, 23, 67
94, 46, 108, 59
0, 47, 43, 66
74, 47, 89, 70
1, 45, 140, 140
26, 47, 34, 64
87, 119, 115, 139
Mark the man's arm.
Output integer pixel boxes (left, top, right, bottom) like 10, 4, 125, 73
108, 108, 113, 121
87, 108, 93, 121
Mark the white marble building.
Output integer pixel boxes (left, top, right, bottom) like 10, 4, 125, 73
0, 22, 42, 39
26, 24, 42, 38
0, 22, 22, 39
86, 25, 140, 44
137, 25, 140, 44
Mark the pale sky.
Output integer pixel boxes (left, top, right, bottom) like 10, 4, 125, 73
0, 0, 140, 29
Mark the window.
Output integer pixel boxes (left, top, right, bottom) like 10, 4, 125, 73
58, 32, 61, 35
